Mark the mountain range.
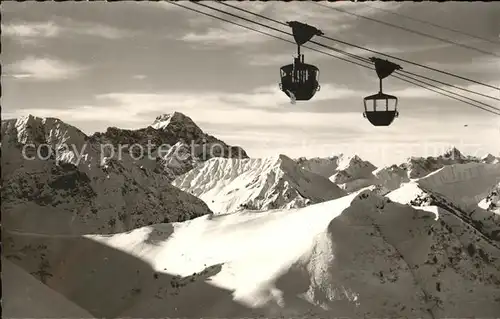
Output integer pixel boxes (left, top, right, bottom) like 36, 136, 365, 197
2, 112, 499, 318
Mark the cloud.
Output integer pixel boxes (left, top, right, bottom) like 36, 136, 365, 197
5, 57, 85, 81
200, 110, 500, 166
339, 42, 453, 57
175, 2, 277, 46
95, 83, 358, 113
2, 21, 60, 38
245, 42, 452, 67
2, 20, 133, 43
248, 50, 328, 66
176, 1, 377, 47
5, 81, 497, 167
316, 1, 404, 14
10, 78, 495, 124
70, 22, 132, 39
219, 83, 359, 108
183, 1, 272, 28
8, 102, 498, 167
181, 26, 270, 46
267, 1, 402, 32
426, 57, 500, 75
4, 82, 361, 125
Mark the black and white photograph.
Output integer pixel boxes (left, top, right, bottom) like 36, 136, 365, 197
2, 1, 500, 318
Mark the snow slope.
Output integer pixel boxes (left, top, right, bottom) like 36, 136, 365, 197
479, 181, 500, 214
386, 162, 500, 243
5, 188, 499, 318
1, 115, 213, 235
386, 161, 500, 214
172, 154, 346, 214
3, 257, 96, 319
416, 162, 500, 209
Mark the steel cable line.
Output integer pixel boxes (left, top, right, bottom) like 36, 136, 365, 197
169, 3, 373, 70
175, 1, 500, 115
217, 1, 500, 104
313, 2, 500, 58
392, 73, 500, 113
217, 0, 500, 93
167, 1, 500, 116
210, 1, 500, 107
196, 1, 500, 112
361, 2, 500, 46
393, 78, 500, 116
169, 2, 374, 68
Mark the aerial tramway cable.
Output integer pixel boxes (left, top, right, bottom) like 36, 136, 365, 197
167, 1, 500, 117
358, 2, 500, 46
312, 2, 500, 58
204, 1, 500, 111
218, 1, 500, 95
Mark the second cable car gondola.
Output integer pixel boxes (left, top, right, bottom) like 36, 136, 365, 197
363, 57, 403, 126
279, 21, 324, 102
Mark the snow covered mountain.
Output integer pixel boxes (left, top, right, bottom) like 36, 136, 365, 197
371, 164, 411, 194
401, 147, 481, 179
1, 115, 213, 235
3, 115, 500, 318
386, 161, 500, 248
91, 112, 248, 179
5, 187, 499, 318
297, 154, 378, 193
172, 154, 346, 214
295, 155, 340, 178
416, 161, 500, 209
298, 147, 494, 195
482, 153, 500, 164
330, 155, 378, 192
298, 154, 407, 194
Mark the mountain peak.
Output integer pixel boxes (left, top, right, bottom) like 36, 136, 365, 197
276, 153, 293, 162
482, 153, 499, 164
337, 154, 375, 172
2, 114, 88, 147
274, 154, 299, 171
440, 146, 464, 160
151, 112, 197, 130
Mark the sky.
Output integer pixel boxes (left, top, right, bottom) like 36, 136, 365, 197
2, 1, 500, 166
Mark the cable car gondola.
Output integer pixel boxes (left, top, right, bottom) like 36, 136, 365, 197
279, 21, 324, 102
363, 57, 403, 126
